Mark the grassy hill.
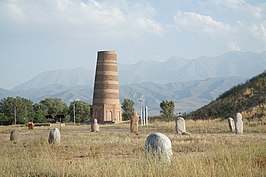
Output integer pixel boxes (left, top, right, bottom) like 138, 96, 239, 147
189, 71, 266, 120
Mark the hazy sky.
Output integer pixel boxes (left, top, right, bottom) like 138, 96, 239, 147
0, 0, 266, 89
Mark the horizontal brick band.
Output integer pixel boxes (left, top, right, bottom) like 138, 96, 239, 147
93, 99, 120, 105
97, 60, 117, 65
94, 83, 119, 90
93, 92, 119, 99
95, 75, 118, 81
96, 71, 118, 76
97, 52, 117, 61
95, 80, 119, 85
96, 65, 118, 72
93, 89, 119, 94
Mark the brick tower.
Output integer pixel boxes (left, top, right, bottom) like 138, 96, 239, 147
92, 51, 122, 123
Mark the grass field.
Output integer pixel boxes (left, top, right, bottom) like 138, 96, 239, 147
0, 119, 265, 177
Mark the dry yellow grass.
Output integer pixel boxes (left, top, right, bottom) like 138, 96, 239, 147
0, 119, 265, 177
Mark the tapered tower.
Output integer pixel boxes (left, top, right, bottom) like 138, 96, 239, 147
92, 51, 122, 123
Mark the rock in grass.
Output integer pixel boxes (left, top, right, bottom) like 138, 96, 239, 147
130, 111, 139, 134
175, 117, 191, 135
144, 132, 173, 161
48, 128, 61, 144
10, 129, 19, 141
228, 117, 235, 132
235, 113, 243, 134
175, 117, 186, 134
91, 119, 100, 132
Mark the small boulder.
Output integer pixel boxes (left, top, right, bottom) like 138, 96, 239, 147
91, 119, 100, 132
10, 129, 19, 141
48, 128, 61, 144
144, 132, 173, 161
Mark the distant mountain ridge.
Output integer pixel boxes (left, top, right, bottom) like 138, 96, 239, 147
0, 77, 247, 115
119, 51, 266, 84
10, 51, 266, 91
12, 68, 95, 91
1, 51, 265, 115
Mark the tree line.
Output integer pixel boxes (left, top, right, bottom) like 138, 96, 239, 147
0, 96, 177, 125
0, 97, 90, 125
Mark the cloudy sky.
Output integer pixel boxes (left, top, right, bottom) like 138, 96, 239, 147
0, 0, 266, 89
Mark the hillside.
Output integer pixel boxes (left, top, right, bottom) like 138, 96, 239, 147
189, 71, 266, 120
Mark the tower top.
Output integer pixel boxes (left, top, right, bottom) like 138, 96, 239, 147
98, 50, 116, 54
97, 51, 117, 61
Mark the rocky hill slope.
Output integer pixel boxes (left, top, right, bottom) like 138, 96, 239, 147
189, 71, 266, 120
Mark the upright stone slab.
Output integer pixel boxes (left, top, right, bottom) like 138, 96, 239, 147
144, 132, 173, 161
130, 111, 139, 134
235, 113, 243, 134
48, 128, 61, 144
28, 120, 34, 130
175, 117, 186, 134
10, 129, 19, 141
91, 119, 100, 132
228, 117, 235, 132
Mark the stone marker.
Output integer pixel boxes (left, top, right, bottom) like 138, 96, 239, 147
144, 132, 173, 161
235, 113, 243, 134
48, 128, 61, 144
10, 129, 19, 141
28, 120, 34, 130
130, 111, 139, 134
91, 119, 100, 132
175, 117, 190, 135
228, 117, 235, 132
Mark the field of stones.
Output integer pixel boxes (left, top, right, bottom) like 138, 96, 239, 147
0, 119, 265, 177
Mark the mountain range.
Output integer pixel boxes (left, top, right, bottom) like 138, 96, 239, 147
1, 51, 265, 115
118, 51, 266, 84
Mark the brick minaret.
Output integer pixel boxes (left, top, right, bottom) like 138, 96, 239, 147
92, 51, 122, 123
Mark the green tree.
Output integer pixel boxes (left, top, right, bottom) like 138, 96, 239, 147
69, 100, 90, 123
160, 100, 175, 121
0, 96, 33, 124
40, 98, 68, 122
31, 103, 47, 123
121, 99, 134, 120
0, 113, 10, 125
